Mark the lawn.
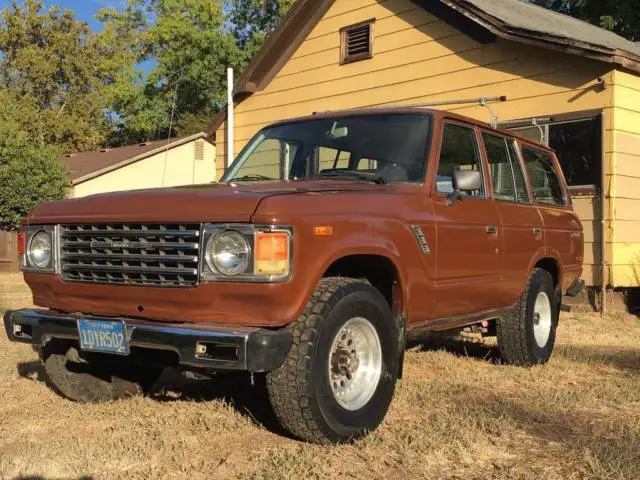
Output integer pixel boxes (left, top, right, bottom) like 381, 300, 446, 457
1, 274, 639, 479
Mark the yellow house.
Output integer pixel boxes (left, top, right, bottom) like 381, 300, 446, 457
59, 133, 216, 198
211, 0, 640, 295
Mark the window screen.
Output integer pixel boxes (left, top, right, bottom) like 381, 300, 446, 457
522, 147, 564, 206
437, 124, 483, 196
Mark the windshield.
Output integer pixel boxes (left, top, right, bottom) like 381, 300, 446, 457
222, 113, 432, 184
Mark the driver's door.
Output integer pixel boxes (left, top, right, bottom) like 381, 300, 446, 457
431, 122, 502, 319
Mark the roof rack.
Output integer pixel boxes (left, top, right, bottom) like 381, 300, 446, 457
402, 96, 508, 128
313, 96, 508, 128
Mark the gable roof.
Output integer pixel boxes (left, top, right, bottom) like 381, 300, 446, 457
209, 0, 640, 137
59, 132, 207, 185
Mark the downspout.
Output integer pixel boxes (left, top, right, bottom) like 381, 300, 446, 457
601, 105, 608, 316
227, 67, 235, 169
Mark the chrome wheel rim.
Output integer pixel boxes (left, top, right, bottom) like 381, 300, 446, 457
328, 317, 383, 411
533, 291, 552, 348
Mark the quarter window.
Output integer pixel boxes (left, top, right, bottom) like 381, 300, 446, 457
522, 147, 565, 206
483, 133, 528, 203
437, 123, 484, 196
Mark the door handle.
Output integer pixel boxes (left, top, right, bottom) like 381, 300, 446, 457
486, 225, 498, 235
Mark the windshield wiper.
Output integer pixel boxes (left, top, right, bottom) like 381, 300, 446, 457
230, 174, 276, 182
317, 170, 386, 185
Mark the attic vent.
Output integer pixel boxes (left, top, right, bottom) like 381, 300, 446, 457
194, 139, 205, 161
341, 19, 375, 65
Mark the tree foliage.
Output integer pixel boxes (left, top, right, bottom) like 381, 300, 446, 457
0, 0, 138, 151
532, 0, 640, 41
0, 90, 69, 231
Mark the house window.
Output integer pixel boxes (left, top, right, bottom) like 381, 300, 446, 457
507, 113, 602, 196
340, 19, 374, 65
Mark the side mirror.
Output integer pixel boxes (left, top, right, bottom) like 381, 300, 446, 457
448, 169, 482, 206
453, 169, 482, 192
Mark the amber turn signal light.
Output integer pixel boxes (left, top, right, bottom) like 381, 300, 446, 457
255, 232, 290, 276
17, 232, 26, 256
313, 226, 334, 236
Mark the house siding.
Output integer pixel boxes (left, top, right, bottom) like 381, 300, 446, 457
609, 69, 640, 286
74, 140, 216, 198
216, 0, 623, 286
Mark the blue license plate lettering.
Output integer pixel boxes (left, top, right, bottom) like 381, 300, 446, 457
77, 320, 129, 355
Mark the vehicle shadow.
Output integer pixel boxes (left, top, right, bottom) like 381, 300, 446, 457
149, 369, 288, 435
16, 359, 290, 438
409, 332, 502, 364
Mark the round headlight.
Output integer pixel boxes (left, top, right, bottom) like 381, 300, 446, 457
28, 231, 52, 269
206, 231, 250, 276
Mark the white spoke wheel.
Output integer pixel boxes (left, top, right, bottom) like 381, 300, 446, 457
266, 278, 400, 444
532, 291, 552, 348
497, 268, 559, 366
328, 317, 383, 411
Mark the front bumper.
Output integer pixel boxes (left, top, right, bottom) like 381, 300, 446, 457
3, 309, 292, 373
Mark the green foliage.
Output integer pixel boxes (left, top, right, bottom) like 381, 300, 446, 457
0, 0, 139, 151
0, 92, 69, 231
228, 0, 295, 58
532, 0, 640, 41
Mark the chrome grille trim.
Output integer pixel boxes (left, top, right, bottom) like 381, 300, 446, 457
59, 224, 201, 287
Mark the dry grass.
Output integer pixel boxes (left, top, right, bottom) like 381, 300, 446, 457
1, 274, 639, 480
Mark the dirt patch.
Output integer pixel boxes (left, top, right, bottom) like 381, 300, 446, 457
0, 280, 639, 479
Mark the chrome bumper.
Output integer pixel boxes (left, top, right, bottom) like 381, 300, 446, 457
3, 309, 292, 372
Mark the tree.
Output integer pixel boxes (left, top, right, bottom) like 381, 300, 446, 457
228, 0, 296, 59
0, 0, 143, 152
531, 0, 640, 41
0, 91, 69, 231
99, 0, 247, 144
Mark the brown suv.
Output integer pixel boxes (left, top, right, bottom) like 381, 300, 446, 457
4, 108, 584, 444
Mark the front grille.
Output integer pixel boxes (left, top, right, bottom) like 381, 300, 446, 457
59, 224, 201, 287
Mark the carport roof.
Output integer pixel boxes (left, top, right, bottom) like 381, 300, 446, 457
59, 133, 207, 185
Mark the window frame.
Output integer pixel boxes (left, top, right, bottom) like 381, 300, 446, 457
519, 143, 568, 209
433, 120, 488, 199
340, 19, 375, 65
480, 130, 532, 205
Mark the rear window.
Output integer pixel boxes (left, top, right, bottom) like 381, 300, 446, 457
521, 146, 565, 207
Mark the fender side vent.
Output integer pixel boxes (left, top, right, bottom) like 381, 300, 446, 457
410, 226, 431, 255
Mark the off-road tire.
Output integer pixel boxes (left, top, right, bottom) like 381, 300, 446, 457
41, 340, 157, 403
266, 277, 399, 444
497, 268, 558, 366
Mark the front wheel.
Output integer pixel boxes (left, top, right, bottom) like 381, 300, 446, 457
497, 268, 559, 366
266, 277, 400, 444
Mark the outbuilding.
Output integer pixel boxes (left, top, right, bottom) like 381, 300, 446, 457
212, 0, 640, 297
59, 133, 216, 198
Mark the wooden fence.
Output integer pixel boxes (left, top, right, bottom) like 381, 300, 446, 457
0, 232, 19, 272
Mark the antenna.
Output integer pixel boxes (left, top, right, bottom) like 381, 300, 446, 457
161, 66, 187, 187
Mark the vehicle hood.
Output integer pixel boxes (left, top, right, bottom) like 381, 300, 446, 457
25, 181, 388, 225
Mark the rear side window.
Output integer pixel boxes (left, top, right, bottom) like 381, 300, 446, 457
437, 123, 484, 196
522, 147, 565, 206
483, 133, 528, 203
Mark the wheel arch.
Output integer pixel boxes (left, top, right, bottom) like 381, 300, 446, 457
321, 253, 406, 319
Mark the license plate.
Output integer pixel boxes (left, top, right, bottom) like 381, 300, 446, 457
77, 319, 129, 355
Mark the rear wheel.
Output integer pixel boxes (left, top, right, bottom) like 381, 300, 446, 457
497, 269, 558, 366
266, 277, 400, 444
41, 340, 160, 403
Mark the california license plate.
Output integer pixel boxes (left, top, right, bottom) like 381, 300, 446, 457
77, 319, 129, 355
